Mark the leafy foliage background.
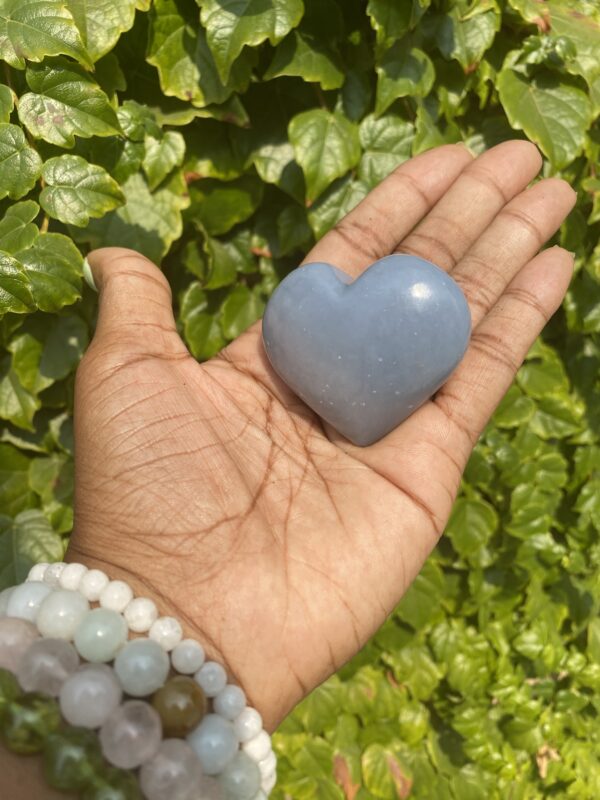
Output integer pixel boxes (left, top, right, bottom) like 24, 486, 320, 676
0, 0, 599, 796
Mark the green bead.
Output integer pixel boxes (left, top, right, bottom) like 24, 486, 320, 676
0, 692, 61, 754
0, 668, 21, 715
43, 727, 104, 791
82, 767, 142, 800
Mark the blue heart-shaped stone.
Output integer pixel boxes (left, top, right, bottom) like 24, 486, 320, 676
262, 254, 471, 446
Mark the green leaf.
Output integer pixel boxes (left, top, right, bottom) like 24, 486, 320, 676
435, 4, 500, 70
199, 0, 304, 83
0, 353, 39, 429
0, 0, 92, 70
18, 58, 121, 148
75, 172, 189, 263
147, 0, 254, 107
251, 138, 304, 203
375, 42, 435, 116
29, 453, 73, 533
0, 509, 64, 589
142, 130, 185, 190
361, 743, 413, 799
17, 233, 83, 312
396, 560, 446, 630
203, 229, 255, 288
588, 619, 600, 664
264, 31, 344, 90
189, 175, 263, 236
491, 383, 536, 428
498, 68, 592, 168
0, 253, 34, 315
0, 201, 40, 253
367, 0, 426, 45
221, 284, 265, 339
184, 120, 247, 181
66, 0, 138, 62
0, 123, 43, 200
308, 175, 368, 240
358, 113, 414, 188
446, 497, 498, 566
0, 83, 14, 122
40, 154, 125, 226
289, 109, 360, 203
0, 443, 34, 517
180, 281, 226, 359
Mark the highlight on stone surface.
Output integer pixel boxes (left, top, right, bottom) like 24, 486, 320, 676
262, 254, 472, 446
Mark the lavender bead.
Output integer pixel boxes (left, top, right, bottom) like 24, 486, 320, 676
139, 739, 204, 800
100, 700, 162, 769
59, 664, 122, 728
0, 617, 39, 671
16, 638, 79, 696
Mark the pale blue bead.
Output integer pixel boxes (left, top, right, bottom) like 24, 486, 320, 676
214, 685, 246, 721
6, 582, 52, 622
187, 714, 238, 776
36, 589, 89, 640
114, 638, 170, 697
195, 661, 227, 697
0, 587, 14, 617
219, 751, 261, 800
74, 608, 128, 662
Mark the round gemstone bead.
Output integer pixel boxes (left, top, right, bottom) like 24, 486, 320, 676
139, 738, 204, 800
60, 663, 122, 729
43, 562, 66, 587
250, 793, 267, 800
27, 563, 49, 582
16, 638, 79, 696
59, 562, 88, 591
219, 751, 262, 800
100, 700, 162, 769
262, 771, 276, 794
187, 713, 238, 775
242, 731, 271, 763
0, 617, 40, 671
233, 708, 263, 744
114, 639, 170, 697
171, 639, 204, 674
74, 608, 128, 663
124, 597, 158, 633
43, 727, 103, 791
81, 767, 142, 800
0, 691, 61, 753
194, 661, 227, 697
257, 750, 276, 778
6, 581, 52, 622
0, 587, 14, 616
151, 676, 207, 737
214, 685, 246, 721
36, 590, 90, 640
100, 580, 134, 613
0, 667, 21, 709
79, 569, 110, 601
149, 617, 182, 651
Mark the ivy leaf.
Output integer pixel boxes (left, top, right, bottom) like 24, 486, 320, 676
0, 83, 14, 122
40, 155, 125, 227
0, 123, 43, 200
0, 201, 40, 254
0, 354, 39, 430
498, 68, 591, 168
358, 113, 414, 188
0, 509, 64, 588
375, 41, 435, 116
0, 253, 34, 315
264, 31, 344, 90
367, 0, 426, 45
446, 497, 498, 567
289, 109, 360, 203
307, 175, 368, 240
147, 0, 254, 107
0, 0, 92, 70
74, 172, 190, 263
435, 4, 500, 70
188, 175, 263, 236
203, 229, 255, 289
143, 130, 186, 190
361, 743, 413, 799
16, 233, 83, 312
184, 120, 247, 181
220, 284, 265, 339
0, 443, 34, 518
180, 281, 225, 360
65, 0, 138, 62
29, 453, 73, 533
199, 0, 304, 84
18, 58, 122, 148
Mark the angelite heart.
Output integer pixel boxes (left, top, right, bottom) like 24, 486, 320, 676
261, 254, 471, 447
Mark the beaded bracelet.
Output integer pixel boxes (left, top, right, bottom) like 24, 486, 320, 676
0, 561, 276, 800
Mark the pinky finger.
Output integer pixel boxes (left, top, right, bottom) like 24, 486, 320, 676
432, 246, 575, 446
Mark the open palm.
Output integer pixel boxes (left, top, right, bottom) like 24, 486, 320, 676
70, 141, 575, 731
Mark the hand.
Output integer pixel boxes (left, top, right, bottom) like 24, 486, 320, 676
69, 141, 576, 731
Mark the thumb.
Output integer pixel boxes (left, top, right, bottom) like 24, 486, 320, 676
83, 247, 186, 357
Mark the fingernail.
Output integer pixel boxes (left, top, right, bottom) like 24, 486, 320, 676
82, 256, 97, 291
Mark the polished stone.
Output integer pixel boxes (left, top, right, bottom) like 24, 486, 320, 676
74, 607, 128, 663
0, 617, 40, 671
262, 255, 471, 446
139, 738, 204, 800
152, 676, 207, 737
100, 700, 162, 769
187, 713, 238, 775
16, 638, 79, 696
59, 663, 122, 728
114, 638, 170, 697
